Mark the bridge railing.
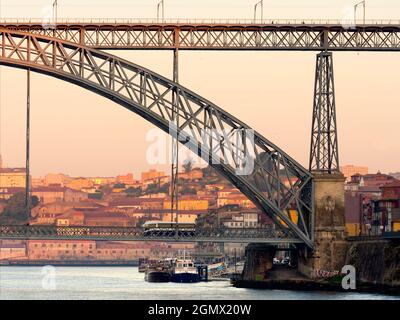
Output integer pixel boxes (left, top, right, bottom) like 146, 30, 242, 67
0, 18, 399, 25
0, 224, 298, 242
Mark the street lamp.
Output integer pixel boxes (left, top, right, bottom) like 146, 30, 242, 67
354, 1, 366, 25
254, 0, 263, 22
157, 0, 165, 22
53, 0, 58, 24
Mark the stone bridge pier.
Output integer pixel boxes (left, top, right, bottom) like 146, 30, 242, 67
240, 173, 348, 282
241, 244, 277, 281
297, 173, 348, 278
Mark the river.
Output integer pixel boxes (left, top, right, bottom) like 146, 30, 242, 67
0, 266, 398, 300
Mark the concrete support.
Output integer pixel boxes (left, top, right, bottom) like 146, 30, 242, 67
241, 243, 276, 281
298, 173, 348, 278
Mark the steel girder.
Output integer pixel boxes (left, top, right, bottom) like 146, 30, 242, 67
0, 225, 301, 244
309, 52, 339, 174
1, 23, 400, 51
0, 29, 314, 247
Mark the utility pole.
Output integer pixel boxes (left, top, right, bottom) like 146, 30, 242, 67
157, 0, 165, 22
25, 69, 31, 220
171, 27, 180, 237
53, 0, 58, 24
253, 0, 263, 22
354, 1, 366, 24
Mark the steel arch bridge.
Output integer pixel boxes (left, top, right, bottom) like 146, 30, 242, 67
0, 29, 314, 248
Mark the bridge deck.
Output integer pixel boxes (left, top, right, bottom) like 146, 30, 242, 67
1, 19, 400, 51
0, 225, 302, 244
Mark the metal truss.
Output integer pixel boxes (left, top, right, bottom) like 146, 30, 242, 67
0, 225, 301, 244
309, 51, 339, 174
0, 29, 314, 247
1, 23, 400, 51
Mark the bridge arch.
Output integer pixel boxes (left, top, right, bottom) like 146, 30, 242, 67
0, 29, 314, 248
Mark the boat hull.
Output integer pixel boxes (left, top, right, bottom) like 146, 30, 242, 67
145, 271, 171, 283
171, 272, 201, 283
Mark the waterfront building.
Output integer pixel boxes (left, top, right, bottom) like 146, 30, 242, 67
66, 178, 94, 191
64, 188, 89, 202
32, 185, 66, 204
163, 195, 209, 211
83, 211, 133, 227
161, 210, 204, 223
89, 176, 116, 186
0, 168, 26, 188
27, 240, 96, 260
141, 169, 165, 182
110, 197, 164, 210
177, 168, 204, 180
44, 173, 71, 186
116, 173, 135, 185
55, 210, 85, 226
0, 187, 25, 200
0, 240, 27, 260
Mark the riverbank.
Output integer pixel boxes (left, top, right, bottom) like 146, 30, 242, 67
232, 264, 400, 296
232, 277, 400, 296
0, 260, 139, 266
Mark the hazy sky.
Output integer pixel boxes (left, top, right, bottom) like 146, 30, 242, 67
0, 0, 399, 178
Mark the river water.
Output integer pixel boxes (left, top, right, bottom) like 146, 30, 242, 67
0, 266, 398, 300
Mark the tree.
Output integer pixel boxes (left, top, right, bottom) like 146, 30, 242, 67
126, 186, 142, 197
182, 158, 194, 173
88, 191, 103, 200
114, 183, 126, 189
181, 187, 197, 195
0, 192, 39, 225
146, 183, 159, 194
100, 185, 112, 195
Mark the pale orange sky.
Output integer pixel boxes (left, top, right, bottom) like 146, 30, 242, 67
0, 0, 399, 178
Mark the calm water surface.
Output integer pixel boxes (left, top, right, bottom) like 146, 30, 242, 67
0, 266, 398, 300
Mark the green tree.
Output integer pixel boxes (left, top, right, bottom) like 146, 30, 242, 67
158, 183, 170, 194
88, 191, 103, 200
182, 158, 194, 173
0, 192, 39, 225
146, 183, 159, 194
126, 186, 142, 197
181, 187, 196, 195
100, 185, 112, 195
114, 183, 126, 189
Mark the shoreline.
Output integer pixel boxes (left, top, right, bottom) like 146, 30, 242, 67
0, 260, 139, 267
232, 278, 400, 296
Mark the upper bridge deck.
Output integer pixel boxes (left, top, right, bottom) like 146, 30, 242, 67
0, 18, 399, 51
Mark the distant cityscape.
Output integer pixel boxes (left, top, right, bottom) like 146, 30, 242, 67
0, 156, 399, 264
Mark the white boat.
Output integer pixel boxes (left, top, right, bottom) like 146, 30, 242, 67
171, 258, 201, 283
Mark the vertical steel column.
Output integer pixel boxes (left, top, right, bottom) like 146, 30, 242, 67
309, 51, 339, 174
171, 28, 180, 229
25, 69, 31, 219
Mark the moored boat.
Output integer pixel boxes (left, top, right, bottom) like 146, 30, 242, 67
144, 259, 173, 283
171, 259, 201, 283
145, 269, 171, 282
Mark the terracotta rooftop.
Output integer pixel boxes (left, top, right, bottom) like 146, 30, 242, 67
381, 180, 400, 188
32, 186, 66, 192
110, 197, 164, 206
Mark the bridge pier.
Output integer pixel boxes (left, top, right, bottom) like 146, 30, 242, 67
298, 173, 347, 278
298, 50, 347, 278
241, 244, 276, 281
